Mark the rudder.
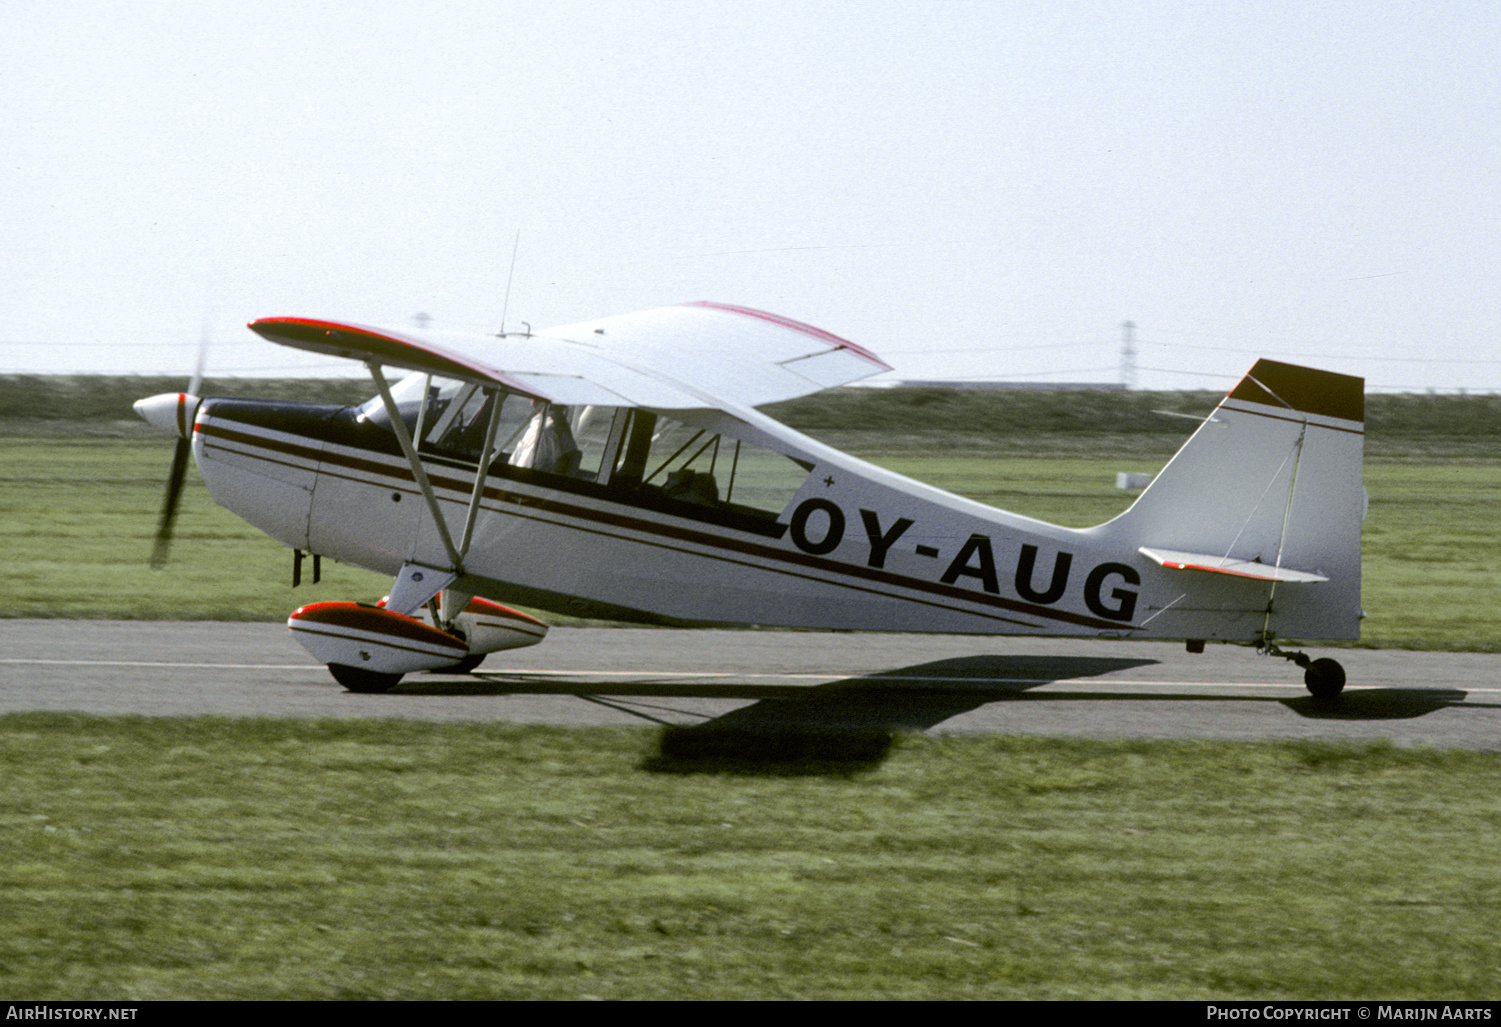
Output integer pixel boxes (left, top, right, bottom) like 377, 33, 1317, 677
1098, 359, 1365, 641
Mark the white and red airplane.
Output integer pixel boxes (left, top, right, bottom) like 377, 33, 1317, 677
134, 302, 1364, 698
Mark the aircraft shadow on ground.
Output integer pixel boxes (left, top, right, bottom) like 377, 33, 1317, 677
1278, 688, 1472, 720
405, 654, 1486, 774
649, 654, 1160, 774
419, 654, 1156, 773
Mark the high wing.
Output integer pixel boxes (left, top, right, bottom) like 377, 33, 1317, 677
247, 301, 892, 409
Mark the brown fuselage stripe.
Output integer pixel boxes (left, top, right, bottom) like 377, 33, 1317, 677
198, 420, 1131, 631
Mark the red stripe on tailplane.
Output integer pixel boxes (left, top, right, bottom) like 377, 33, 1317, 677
1138, 547, 1330, 584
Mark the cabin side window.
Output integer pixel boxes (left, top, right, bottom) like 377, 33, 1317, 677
602, 410, 810, 517
355, 376, 808, 533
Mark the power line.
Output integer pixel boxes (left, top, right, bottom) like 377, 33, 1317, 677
879, 340, 1106, 355
0, 340, 195, 349
1141, 338, 1501, 364
913, 366, 1123, 381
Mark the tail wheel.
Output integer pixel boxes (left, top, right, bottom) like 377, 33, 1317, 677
328, 664, 404, 693
1304, 658, 1346, 701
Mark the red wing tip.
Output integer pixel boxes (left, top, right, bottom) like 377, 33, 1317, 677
684, 301, 892, 370
248, 317, 405, 340
1168, 561, 1260, 578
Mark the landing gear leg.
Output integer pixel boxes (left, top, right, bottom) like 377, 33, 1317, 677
1258, 637, 1345, 701
415, 616, 486, 674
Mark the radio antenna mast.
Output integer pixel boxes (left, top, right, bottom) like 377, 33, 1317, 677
499, 228, 521, 336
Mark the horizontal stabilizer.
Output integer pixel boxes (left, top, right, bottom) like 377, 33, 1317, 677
1138, 547, 1329, 583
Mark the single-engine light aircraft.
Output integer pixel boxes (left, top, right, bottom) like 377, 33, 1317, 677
134, 302, 1363, 698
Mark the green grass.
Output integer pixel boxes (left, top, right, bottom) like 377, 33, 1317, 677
0, 436, 391, 620
1358, 458, 1501, 651
3, 714, 1498, 1000
3, 434, 1498, 649
4, 389, 1498, 1001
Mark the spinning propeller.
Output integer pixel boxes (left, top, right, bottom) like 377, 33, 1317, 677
137, 332, 207, 568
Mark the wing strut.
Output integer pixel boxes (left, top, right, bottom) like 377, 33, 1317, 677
365, 361, 512, 621
367, 361, 464, 575
458, 388, 506, 557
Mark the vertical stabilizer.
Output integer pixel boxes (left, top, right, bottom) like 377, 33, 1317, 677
1099, 360, 1365, 640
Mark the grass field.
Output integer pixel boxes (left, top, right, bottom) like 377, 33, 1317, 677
2, 393, 1499, 1001
3, 714, 1499, 1001
0, 434, 392, 621
2, 429, 1496, 650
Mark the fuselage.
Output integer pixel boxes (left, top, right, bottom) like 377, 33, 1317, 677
184, 372, 1362, 644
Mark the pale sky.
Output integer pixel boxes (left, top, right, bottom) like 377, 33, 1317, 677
4, 0, 1499, 392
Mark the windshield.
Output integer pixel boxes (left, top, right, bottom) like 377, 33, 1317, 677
354, 373, 530, 462
354, 371, 448, 432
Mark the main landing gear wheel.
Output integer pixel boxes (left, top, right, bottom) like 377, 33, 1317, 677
1303, 658, 1346, 701
428, 653, 487, 675
328, 664, 404, 693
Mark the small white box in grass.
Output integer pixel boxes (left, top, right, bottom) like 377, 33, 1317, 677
1116, 472, 1153, 490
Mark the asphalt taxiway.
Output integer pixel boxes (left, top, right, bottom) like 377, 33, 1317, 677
2, 619, 1498, 749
